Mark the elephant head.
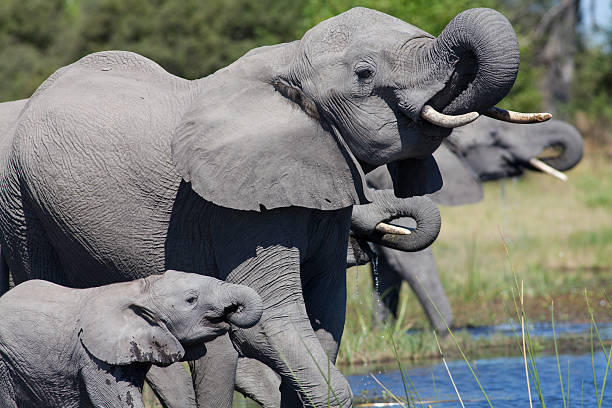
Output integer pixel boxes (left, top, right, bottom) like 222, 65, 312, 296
430, 117, 584, 205
359, 118, 583, 332
365, 117, 584, 206
78, 270, 263, 366
171, 7, 541, 215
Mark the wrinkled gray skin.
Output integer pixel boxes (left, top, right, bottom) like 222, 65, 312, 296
0, 7, 521, 407
232, 118, 584, 408
0, 104, 441, 408
0, 270, 262, 408
364, 116, 584, 332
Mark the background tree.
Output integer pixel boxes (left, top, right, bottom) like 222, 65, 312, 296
0, 0, 611, 146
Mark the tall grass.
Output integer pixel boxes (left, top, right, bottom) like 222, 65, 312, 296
341, 152, 612, 364
360, 229, 611, 408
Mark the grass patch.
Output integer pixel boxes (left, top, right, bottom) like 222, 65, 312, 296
341, 150, 612, 364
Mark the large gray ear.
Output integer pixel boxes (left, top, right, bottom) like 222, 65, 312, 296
428, 142, 483, 206
386, 155, 443, 198
171, 79, 371, 211
79, 289, 185, 366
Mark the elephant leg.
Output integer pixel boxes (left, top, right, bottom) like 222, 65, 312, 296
189, 333, 238, 408
0, 181, 64, 286
374, 245, 452, 331
266, 236, 351, 407
221, 250, 351, 407
235, 357, 281, 408
302, 256, 347, 364
145, 363, 196, 408
192, 207, 353, 407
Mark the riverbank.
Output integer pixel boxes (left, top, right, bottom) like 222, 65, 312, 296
340, 149, 612, 366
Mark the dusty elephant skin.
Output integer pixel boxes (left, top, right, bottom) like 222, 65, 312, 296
0, 6, 528, 408
0, 270, 262, 408
363, 116, 584, 331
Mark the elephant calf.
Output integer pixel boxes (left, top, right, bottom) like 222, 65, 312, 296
0, 270, 262, 408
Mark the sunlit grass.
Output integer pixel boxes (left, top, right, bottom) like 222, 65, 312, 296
341, 151, 612, 365
360, 230, 611, 408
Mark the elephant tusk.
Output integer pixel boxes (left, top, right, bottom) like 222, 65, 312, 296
528, 158, 568, 181
484, 106, 552, 123
420, 105, 479, 128
375, 222, 412, 235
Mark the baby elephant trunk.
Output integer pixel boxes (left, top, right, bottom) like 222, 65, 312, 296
218, 284, 263, 329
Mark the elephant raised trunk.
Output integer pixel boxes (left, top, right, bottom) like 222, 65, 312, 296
532, 120, 584, 173
428, 8, 519, 116
400, 8, 550, 128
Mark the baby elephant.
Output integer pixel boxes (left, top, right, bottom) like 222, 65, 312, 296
0, 270, 262, 408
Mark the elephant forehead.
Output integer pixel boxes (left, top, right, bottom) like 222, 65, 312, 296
332, 7, 429, 35
303, 7, 431, 57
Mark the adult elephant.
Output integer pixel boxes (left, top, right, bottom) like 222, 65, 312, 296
0, 7, 544, 407
364, 116, 583, 331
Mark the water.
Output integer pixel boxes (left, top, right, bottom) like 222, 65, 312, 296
348, 352, 612, 407
459, 321, 612, 341
407, 321, 612, 341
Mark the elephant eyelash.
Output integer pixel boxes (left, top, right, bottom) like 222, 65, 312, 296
355, 67, 374, 80
354, 60, 376, 84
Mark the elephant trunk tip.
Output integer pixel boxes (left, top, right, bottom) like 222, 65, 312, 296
222, 285, 263, 329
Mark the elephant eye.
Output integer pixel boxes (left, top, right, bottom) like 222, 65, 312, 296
185, 293, 198, 305
355, 65, 375, 81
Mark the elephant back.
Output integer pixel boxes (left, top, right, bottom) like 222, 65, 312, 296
9, 51, 197, 284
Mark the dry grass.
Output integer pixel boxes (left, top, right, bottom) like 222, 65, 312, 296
340, 150, 612, 364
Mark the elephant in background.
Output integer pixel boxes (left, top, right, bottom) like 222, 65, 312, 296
0, 270, 262, 408
364, 116, 583, 331
0, 6, 545, 407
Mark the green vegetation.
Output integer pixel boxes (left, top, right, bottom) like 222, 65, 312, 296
340, 151, 612, 367
2, 0, 612, 145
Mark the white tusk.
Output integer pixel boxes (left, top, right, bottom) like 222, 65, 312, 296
375, 222, 412, 235
528, 158, 568, 181
484, 106, 552, 123
420, 105, 479, 128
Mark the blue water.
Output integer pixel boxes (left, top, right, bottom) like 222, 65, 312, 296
406, 321, 612, 341
459, 321, 612, 341
349, 352, 612, 407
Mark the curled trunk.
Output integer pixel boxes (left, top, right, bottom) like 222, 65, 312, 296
429, 8, 520, 115
219, 284, 263, 329
531, 120, 583, 172
351, 190, 441, 252
397, 8, 520, 122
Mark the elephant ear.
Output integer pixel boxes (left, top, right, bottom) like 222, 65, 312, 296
171, 79, 371, 211
78, 287, 185, 366
428, 142, 483, 206
386, 155, 443, 198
